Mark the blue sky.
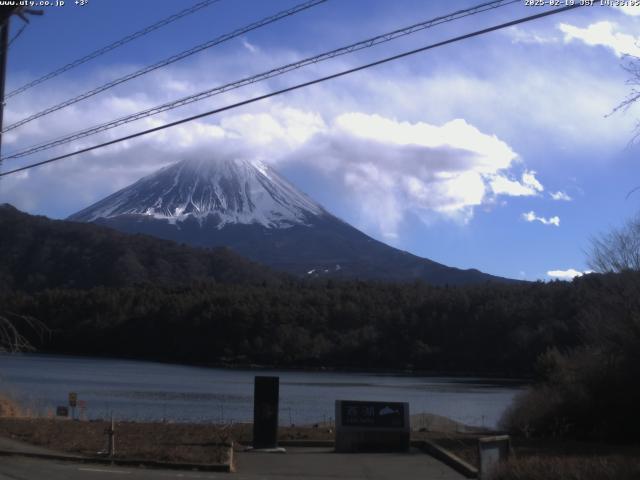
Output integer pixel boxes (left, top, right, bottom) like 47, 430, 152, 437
1, 0, 639, 281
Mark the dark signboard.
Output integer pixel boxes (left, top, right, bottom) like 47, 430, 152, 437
252, 376, 279, 449
340, 400, 405, 428
68, 392, 77, 407
56, 406, 69, 417
335, 400, 410, 452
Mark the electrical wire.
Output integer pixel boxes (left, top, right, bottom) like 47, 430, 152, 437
2, 0, 519, 161
2, 0, 328, 133
0, 3, 585, 178
5, 0, 223, 100
8, 22, 27, 48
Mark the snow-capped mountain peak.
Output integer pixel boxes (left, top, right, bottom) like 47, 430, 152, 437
68, 157, 325, 229
68, 156, 511, 285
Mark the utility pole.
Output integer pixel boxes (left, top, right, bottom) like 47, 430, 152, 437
0, 16, 9, 163
0, 8, 43, 170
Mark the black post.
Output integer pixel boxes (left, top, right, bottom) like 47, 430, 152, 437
252, 376, 279, 449
0, 17, 9, 163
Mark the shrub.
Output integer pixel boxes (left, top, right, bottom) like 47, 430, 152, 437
490, 456, 640, 480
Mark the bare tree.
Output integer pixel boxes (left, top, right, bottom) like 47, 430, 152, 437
610, 54, 640, 137
588, 214, 640, 273
0, 313, 48, 353
592, 57, 640, 272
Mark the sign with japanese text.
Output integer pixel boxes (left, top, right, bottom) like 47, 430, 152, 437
340, 400, 405, 428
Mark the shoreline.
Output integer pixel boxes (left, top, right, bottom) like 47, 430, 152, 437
1, 351, 531, 383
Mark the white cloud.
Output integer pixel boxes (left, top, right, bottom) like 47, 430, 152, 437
522, 211, 560, 226
241, 38, 259, 54
289, 113, 521, 235
490, 170, 544, 197
506, 26, 559, 45
550, 190, 572, 201
220, 108, 325, 152
547, 268, 593, 280
615, 5, 640, 16
559, 21, 640, 57
331, 114, 517, 173
522, 170, 544, 192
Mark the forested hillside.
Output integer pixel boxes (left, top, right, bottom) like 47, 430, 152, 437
0, 204, 279, 291
2, 274, 621, 376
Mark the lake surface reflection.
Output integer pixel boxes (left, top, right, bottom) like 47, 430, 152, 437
0, 354, 524, 428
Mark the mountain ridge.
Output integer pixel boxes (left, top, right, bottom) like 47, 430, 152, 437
69, 157, 514, 285
0, 203, 279, 291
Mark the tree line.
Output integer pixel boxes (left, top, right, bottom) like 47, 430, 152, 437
1, 273, 623, 377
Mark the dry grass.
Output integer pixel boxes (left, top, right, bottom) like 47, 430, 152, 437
0, 395, 22, 418
491, 455, 640, 480
412, 428, 640, 480
0, 418, 231, 464
0, 417, 337, 464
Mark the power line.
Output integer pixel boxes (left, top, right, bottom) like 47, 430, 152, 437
0, 3, 585, 179
2, 0, 328, 134
7, 22, 26, 48
5, 0, 224, 100
2, 0, 519, 161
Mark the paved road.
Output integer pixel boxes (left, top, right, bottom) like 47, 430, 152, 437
236, 447, 465, 479
0, 436, 71, 456
0, 457, 226, 480
0, 447, 465, 479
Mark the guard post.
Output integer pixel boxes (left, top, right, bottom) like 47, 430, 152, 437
252, 376, 279, 449
68, 392, 77, 420
478, 435, 510, 479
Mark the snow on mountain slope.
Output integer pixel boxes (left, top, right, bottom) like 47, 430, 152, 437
68, 157, 326, 228
68, 156, 515, 285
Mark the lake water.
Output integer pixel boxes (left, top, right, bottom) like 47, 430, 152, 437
0, 354, 524, 428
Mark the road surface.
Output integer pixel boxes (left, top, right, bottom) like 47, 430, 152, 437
0, 447, 465, 479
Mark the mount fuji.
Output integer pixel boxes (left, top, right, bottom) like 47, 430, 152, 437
69, 157, 509, 285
